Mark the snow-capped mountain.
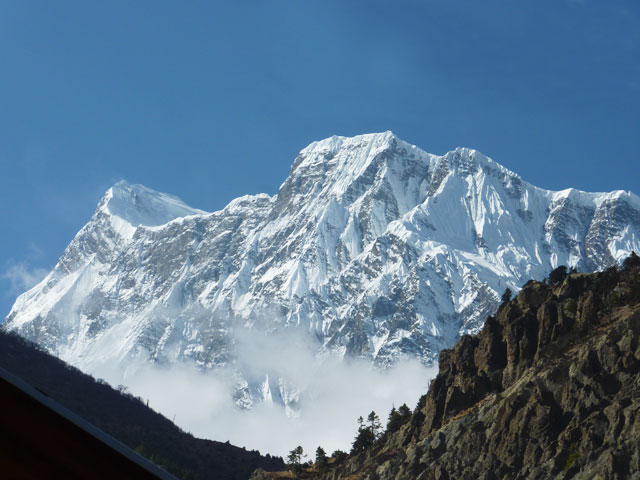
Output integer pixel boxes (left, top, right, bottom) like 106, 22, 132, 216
4, 132, 640, 408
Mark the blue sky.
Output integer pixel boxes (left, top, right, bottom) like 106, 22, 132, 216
1, 0, 639, 317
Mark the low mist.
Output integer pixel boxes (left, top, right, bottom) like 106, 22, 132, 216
92, 326, 438, 458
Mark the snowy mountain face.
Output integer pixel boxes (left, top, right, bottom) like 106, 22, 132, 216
5, 132, 640, 409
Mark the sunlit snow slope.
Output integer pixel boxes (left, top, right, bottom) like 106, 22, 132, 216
5, 132, 640, 408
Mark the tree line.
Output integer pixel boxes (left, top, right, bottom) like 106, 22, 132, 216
286, 402, 413, 474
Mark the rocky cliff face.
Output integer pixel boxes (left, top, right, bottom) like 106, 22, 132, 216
289, 255, 640, 480
4, 132, 640, 410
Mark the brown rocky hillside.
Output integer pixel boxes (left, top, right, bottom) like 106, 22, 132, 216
254, 254, 640, 480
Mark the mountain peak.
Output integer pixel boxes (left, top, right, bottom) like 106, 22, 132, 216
98, 181, 207, 234
300, 131, 397, 156
293, 132, 517, 184
286, 131, 421, 191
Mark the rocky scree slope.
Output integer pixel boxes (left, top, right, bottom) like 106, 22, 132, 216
4, 132, 640, 410
279, 256, 640, 480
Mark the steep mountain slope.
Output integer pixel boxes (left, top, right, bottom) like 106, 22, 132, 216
263, 255, 640, 479
4, 132, 640, 409
0, 330, 284, 480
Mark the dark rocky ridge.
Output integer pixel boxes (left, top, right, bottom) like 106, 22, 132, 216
256, 255, 640, 479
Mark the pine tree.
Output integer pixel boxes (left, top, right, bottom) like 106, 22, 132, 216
397, 403, 411, 420
351, 426, 375, 454
331, 450, 347, 464
287, 446, 305, 474
623, 251, 640, 270
387, 404, 412, 434
387, 406, 401, 433
548, 265, 568, 285
315, 446, 329, 473
368, 410, 382, 438
501, 287, 512, 304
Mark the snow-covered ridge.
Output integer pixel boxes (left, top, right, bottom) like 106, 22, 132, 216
100, 180, 208, 239
4, 132, 640, 411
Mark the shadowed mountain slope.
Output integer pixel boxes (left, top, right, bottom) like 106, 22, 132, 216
1, 367, 178, 480
0, 330, 284, 480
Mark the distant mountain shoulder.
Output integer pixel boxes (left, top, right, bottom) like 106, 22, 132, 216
254, 253, 640, 479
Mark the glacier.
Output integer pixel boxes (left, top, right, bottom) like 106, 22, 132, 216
4, 131, 640, 412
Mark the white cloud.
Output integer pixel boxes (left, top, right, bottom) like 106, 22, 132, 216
90, 326, 438, 458
2, 262, 49, 296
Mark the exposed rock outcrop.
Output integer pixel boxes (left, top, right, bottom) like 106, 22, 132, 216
261, 255, 640, 479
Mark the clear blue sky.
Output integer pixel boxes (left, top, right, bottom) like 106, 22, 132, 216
1, 0, 639, 317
